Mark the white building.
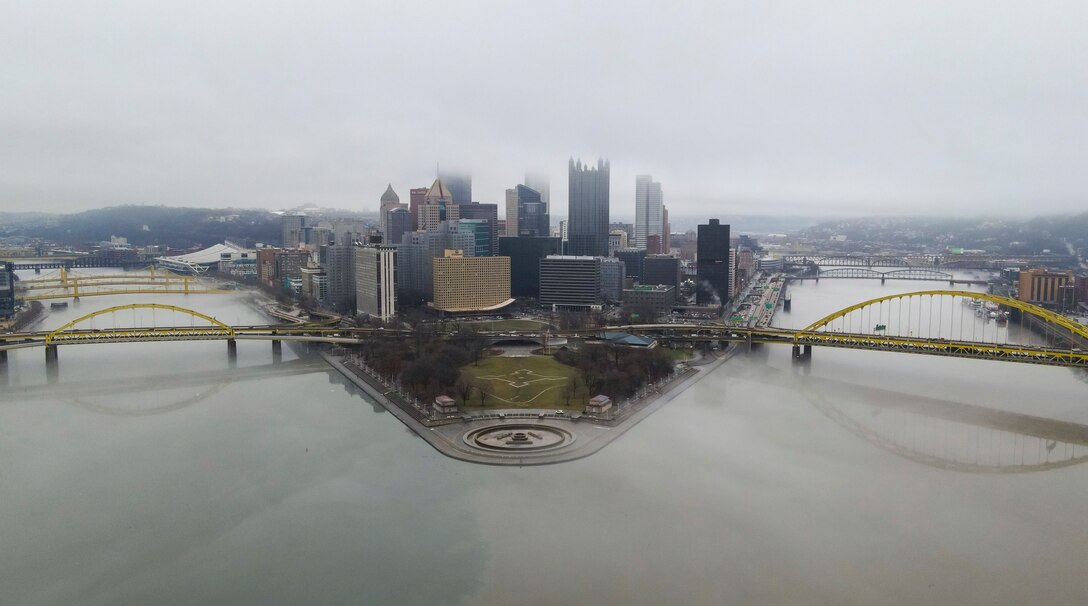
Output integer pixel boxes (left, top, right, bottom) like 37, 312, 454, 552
355, 245, 397, 321
634, 175, 663, 250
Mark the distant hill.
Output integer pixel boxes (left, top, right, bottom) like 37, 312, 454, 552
0, 205, 281, 249
801, 213, 1088, 255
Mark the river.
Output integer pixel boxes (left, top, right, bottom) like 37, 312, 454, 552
2, 274, 1086, 605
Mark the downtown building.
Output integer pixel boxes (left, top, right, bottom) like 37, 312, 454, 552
458, 202, 499, 256
378, 184, 405, 239
504, 184, 549, 237
355, 245, 397, 320
439, 171, 472, 206
419, 178, 460, 231
499, 236, 562, 298
396, 224, 477, 300
567, 158, 610, 257
634, 175, 663, 250
696, 218, 731, 306
432, 250, 512, 313
539, 255, 602, 310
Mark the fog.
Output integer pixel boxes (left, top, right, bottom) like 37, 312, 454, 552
2, 1, 1086, 216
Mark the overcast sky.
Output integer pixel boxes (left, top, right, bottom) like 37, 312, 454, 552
2, 1, 1086, 218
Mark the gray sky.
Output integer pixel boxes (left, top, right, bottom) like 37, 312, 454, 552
2, 0, 1086, 218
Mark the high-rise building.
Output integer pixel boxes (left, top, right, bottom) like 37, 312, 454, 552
567, 158, 610, 257
662, 205, 671, 254
608, 229, 628, 255
320, 244, 356, 310
379, 184, 402, 237
432, 251, 512, 313
282, 215, 305, 248
614, 248, 647, 284
419, 178, 459, 231
634, 175, 663, 250
539, 256, 602, 310
644, 254, 681, 290
457, 203, 498, 256
440, 172, 472, 206
505, 184, 548, 237
696, 219, 731, 306
0, 262, 14, 319
458, 219, 493, 257
499, 236, 562, 298
386, 207, 413, 246
525, 172, 550, 205
355, 245, 397, 320
396, 224, 477, 300
559, 219, 568, 243
409, 187, 427, 231
646, 234, 662, 255
599, 257, 626, 304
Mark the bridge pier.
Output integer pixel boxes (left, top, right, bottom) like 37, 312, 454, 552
0, 350, 7, 385
271, 339, 282, 362
227, 339, 237, 366
880, 276, 885, 285
45, 345, 59, 382
792, 344, 813, 364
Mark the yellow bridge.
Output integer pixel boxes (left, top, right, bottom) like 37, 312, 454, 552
14, 267, 231, 300
2, 293, 1087, 374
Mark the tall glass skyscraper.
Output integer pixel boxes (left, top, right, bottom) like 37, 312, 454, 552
440, 172, 472, 206
634, 175, 663, 250
505, 184, 549, 237
567, 158, 610, 257
696, 218, 731, 306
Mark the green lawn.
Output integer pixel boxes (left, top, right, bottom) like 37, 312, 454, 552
459, 355, 588, 410
462, 318, 554, 331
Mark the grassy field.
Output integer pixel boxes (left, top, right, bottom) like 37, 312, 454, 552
463, 318, 554, 331
459, 355, 588, 410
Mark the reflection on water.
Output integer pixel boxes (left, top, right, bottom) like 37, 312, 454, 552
2, 278, 1088, 604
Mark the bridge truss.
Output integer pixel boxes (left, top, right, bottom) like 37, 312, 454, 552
817, 268, 953, 281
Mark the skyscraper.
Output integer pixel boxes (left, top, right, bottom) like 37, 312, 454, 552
525, 172, 550, 205
419, 178, 459, 231
440, 172, 472, 206
567, 157, 610, 257
379, 184, 402, 238
505, 184, 548, 237
386, 207, 412, 246
355, 245, 397, 320
282, 215, 305, 248
696, 219, 731, 306
458, 202, 499, 256
409, 187, 427, 231
634, 175, 663, 250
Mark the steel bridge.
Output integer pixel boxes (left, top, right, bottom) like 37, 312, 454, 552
781, 253, 1078, 269
816, 267, 954, 281
5, 256, 151, 271
14, 267, 230, 300
2, 294, 1087, 378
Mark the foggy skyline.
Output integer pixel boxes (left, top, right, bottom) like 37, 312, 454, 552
2, 1, 1086, 217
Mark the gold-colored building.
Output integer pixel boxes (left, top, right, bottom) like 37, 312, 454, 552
1017, 267, 1074, 306
432, 250, 513, 312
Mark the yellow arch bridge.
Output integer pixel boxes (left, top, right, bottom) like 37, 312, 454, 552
1, 294, 1087, 377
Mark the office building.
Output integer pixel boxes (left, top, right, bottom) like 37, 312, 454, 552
644, 254, 681, 290
567, 158, 610, 257
386, 207, 412, 246
622, 284, 676, 317
499, 236, 562, 298
614, 248, 647, 284
608, 229, 628, 255
525, 172, 550, 205
458, 219, 493, 257
379, 184, 402, 237
397, 224, 477, 299
419, 178, 459, 231
408, 187, 427, 231
440, 172, 472, 206
282, 215, 305, 248
432, 251, 512, 313
0, 262, 14, 319
559, 219, 568, 243
697, 219, 730, 306
1018, 267, 1075, 307
600, 257, 626, 303
458, 202, 499, 256
646, 234, 662, 255
505, 184, 549, 237
634, 175, 663, 250
662, 206, 671, 253
539, 256, 601, 310
355, 245, 397, 320
320, 244, 356, 310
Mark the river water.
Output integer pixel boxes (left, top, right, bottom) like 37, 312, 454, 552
2, 275, 1087, 605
